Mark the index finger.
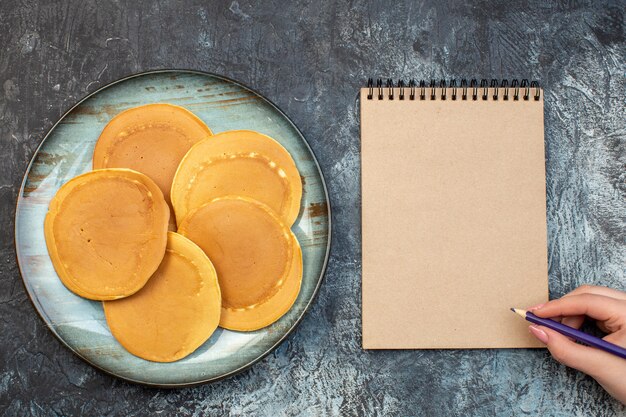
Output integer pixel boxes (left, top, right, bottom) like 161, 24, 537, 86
533, 293, 626, 322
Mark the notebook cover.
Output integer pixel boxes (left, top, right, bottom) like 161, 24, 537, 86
361, 87, 548, 349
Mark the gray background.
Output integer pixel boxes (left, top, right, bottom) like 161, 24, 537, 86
1, 0, 625, 416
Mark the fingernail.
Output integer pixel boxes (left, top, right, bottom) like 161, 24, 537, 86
527, 303, 545, 311
529, 325, 549, 344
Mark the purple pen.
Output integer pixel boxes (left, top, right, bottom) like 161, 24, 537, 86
511, 308, 626, 360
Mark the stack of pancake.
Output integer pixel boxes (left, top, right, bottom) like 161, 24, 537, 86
44, 104, 303, 362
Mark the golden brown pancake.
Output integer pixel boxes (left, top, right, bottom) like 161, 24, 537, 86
92, 103, 212, 227
103, 232, 222, 362
171, 130, 302, 227
44, 169, 170, 300
178, 196, 303, 331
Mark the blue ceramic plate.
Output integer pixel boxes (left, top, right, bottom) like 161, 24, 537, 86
15, 70, 330, 387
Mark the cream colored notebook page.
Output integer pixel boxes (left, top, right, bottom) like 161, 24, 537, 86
361, 80, 548, 349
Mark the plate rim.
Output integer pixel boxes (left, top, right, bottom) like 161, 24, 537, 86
13, 68, 332, 388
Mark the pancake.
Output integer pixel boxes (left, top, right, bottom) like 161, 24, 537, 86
103, 232, 222, 362
92, 103, 212, 227
171, 130, 302, 227
44, 169, 170, 300
177, 196, 303, 331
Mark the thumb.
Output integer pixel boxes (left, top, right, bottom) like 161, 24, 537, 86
529, 325, 607, 377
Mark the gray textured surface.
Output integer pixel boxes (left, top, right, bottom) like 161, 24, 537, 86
1, 0, 624, 416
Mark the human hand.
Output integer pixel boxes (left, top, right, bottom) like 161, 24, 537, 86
527, 285, 626, 404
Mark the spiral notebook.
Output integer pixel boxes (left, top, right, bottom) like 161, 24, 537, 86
361, 79, 548, 349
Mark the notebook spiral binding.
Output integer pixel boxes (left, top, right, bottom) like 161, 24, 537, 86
366, 78, 540, 101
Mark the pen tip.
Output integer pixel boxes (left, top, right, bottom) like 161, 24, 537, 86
510, 307, 515, 313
